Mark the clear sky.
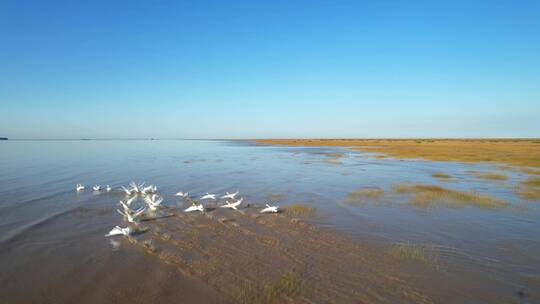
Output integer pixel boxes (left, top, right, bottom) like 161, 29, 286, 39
1, 0, 539, 139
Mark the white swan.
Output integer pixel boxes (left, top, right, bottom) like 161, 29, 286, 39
105, 226, 132, 237
175, 191, 188, 198
220, 198, 243, 210
121, 186, 133, 195
117, 206, 146, 223
129, 181, 144, 193
106, 185, 112, 192
119, 198, 136, 212
141, 184, 157, 194
185, 203, 204, 213
93, 185, 101, 191
75, 184, 85, 191
200, 193, 216, 200
144, 194, 164, 210
260, 204, 279, 213
220, 191, 239, 199
122, 196, 136, 206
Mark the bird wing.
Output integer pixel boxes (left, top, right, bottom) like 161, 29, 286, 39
133, 207, 146, 217
105, 227, 123, 237
122, 186, 132, 194
119, 200, 130, 210
126, 196, 136, 206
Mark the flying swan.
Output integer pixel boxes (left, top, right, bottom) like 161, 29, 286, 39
260, 204, 279, 213
200, 193, 216, 200
175, 191, 189, 198
221, 191, 239, 199
105, 226, 132, 237
117, 206, 146, 223
185, 203, 204, 213
220, 198, 243, 210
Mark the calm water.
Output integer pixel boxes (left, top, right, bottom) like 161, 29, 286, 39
1, 140, 539, 303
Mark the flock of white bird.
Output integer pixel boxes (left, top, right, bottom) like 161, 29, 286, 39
75, 182, 280, 238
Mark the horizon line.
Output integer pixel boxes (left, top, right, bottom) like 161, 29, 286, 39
3, 137, 539, 141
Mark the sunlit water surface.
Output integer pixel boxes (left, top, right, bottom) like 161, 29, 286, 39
0, 140, 539, 303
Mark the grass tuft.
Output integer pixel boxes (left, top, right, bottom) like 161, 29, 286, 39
346, 188, 384, 205
387, 242, 437, 264
522, 177, 540, 187
348, 188, 384, 198
432, 172, 451, 179
520, 168, 540, 175
284, 204, 315, 217
516, 177, 540, 200
474, 172, 508, 180
392, 184, 508, 208
236, 271, 303, 304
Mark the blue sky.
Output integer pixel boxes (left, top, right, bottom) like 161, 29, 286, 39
1, 0, 539, 139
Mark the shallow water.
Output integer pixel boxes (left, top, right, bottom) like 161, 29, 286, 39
0, 140, 539, 303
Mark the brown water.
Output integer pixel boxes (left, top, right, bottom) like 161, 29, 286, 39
0, 140, 539, 303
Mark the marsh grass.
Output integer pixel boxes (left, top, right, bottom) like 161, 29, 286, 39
474, 172, 508, 180
236, 271, 303, 304
387, 242, 437, 264
522, 177, 540, 187
516, 188, 540, 200
432, 173, 451, 179
349, 188, 384, 198
497, 165, 540, 175
516, 177, 540, 200
393, 184, 508, 208
284, 204, 315, 217
257, 139, 540, 168
324, 158, 343, 165
346, 188, 384, 205
521, 168, 540, 175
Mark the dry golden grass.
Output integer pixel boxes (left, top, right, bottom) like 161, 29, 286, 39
432, 173, 451, 179
516, 177, 540, 200
284, 204, 315, 217
256, 139, 540, 168
392, 184, 508, 208
474, 172, 508, 180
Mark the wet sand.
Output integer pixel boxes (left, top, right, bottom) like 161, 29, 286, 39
128, 205, 434, 303
86, 202, 531, 304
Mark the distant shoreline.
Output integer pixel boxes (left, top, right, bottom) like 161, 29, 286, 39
4, 137, 539, 141
255, 138, 540, 168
